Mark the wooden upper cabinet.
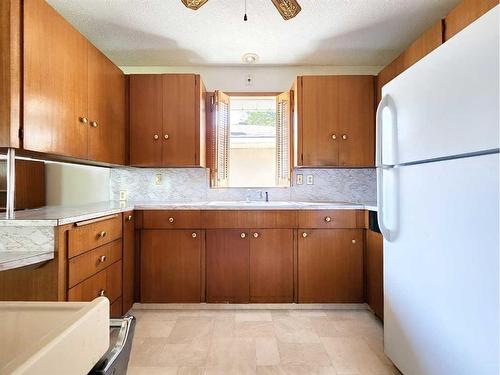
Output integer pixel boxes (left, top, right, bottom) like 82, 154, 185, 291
299, 76, 339, 166
444, 0, 498, 41
87, 44, 126, 165
23, 0, 88, 159
297, 75, 374, 167
129, 73, 206, 167
338, 76, 375, 167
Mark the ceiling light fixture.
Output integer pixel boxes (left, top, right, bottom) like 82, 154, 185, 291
270, 0, 302, 20
242, 53, 259, 64
181, 0, 209, 10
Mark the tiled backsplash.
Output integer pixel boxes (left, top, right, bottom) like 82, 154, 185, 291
110, 168, 376, 204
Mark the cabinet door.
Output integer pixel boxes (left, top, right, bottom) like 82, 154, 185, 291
122, 211, 135, 313
87, 45, 125, 165
300, 76, 339, 166
366, 230, 383, 319
338, 76, 375, 167
298, 229, 364, 303
23, 0, 88, 159
141, 229, 201, 303
129, 74, 163, 166
206, 229, 250, 303
249, 229, 294, 302
162, 74, 197, 166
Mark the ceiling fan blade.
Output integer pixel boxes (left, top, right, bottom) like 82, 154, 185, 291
181, 0, 209, 10
271, 0, 302, 20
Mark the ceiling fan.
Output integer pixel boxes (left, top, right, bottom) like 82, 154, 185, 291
180, 0, 302, 21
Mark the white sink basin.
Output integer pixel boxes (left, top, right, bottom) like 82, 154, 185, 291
0, 297, 109, 375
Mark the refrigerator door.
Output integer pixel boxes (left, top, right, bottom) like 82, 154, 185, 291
380, 6, 499, 166
383, 153, 499, 375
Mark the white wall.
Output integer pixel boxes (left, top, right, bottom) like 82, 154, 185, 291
45, 162, 110, 206
120, 65, 381, 92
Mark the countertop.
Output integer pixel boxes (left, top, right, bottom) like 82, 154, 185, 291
0, 251, 54, 272
0, 200, 378, 227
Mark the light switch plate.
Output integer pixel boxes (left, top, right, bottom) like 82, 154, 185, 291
119, 190, 127, 201
306, 175, 314, 185
296, 174, 303, 185
155, 173, 163, 185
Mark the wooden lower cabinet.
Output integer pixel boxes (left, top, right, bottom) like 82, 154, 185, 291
298, 229, 364, 303
206, 229, 250, 303
110, 297, 123, 318
249, 229, 294, 303
122, 211, 135, 313
141, 229, 202, 303
366, 230, 384, 319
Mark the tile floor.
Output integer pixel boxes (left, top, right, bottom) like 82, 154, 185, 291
128, 308, 400, 375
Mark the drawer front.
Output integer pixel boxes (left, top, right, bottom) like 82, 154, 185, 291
68, 239, 122, 288
68, 215, 122, 258
202, 210, 297, 229
68, 260, 122, 303
298, 210, 360, 229
142, 210, 201, 229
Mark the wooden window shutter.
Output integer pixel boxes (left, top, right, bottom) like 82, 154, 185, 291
209, 90, 230, 187
276, 90, 293, 186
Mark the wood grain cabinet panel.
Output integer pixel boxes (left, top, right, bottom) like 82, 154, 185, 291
202, 210, 297, 229
122, 211, 135, 314
142, 210, 202, 229
298, 229, 364, 303
87, 44, 126, 165
249, 229, 294, 302
23, 0, 88, 159
366, 230, 384, 319
445, 0, 498, 41
141, 230, 202, 303
206, 229, 250, 303
298, 210, 359, 229
110, 297, 123, 318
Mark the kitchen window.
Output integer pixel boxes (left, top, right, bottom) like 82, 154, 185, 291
208, 92, 293, 188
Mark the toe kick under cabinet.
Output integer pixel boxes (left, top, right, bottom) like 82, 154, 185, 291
137, 209, 366, 304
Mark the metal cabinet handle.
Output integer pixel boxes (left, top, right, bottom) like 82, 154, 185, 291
164, 134, 170, 140
192, 232, 197, 238
126, 215, 132, 222
342, 134, 348, 140
90, 121, 98, 128
331, 134, 337, 140
302, 232, 308, 238
97, 231, 107, 239
253, 232, 259, 238
240, 233, 246, 239
98, 289, 105, 297
324, 216, 332, 222
168, 217, 175, 223
153, 134, 159, 140
79, 117, 88, 125
351, 239, 356, 244
99, 255, 106, 263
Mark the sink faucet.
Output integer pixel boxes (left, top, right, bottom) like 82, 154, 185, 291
265, 192, 269, 202
245, 189, 252, 203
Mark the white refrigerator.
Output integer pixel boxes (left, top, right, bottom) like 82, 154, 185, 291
376, 6, 499, 375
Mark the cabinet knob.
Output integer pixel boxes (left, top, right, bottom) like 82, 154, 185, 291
168, 217, 175, 223
99, 255, 107, 263
164, 134, 170, 140
98, 289, 105, 297
331, 134, 337, 140
79, 117, 88, 125
126, 215, 132, 222
253, 232, 259, 238
192, 232, 197, 238
240, 233, 246, 239
352, 239, 356, 244
302, 232, 308, 238
342, 134, 348, 140
324, 216, 332, 222
90, 121, 98, 128
97, 231, 107, 239
153, 134, 159, 140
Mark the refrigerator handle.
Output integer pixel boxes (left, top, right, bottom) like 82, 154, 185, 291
376, 95, 398, 241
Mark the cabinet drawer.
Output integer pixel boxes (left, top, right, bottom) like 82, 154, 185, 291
68, 260, 122, 303
202, 210, 297, 229
298, 210, 360, 228
142, 210, 201, 229
68, 215, 122, 258
68, 239, 122, 288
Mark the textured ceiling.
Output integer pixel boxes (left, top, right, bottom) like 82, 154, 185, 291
46, 0, 460, 67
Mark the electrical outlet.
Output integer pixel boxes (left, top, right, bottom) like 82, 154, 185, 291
296, 174, 303, 185
119, 190, 127, 201
306, 175, 314, 185
155, 173, 163, 185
